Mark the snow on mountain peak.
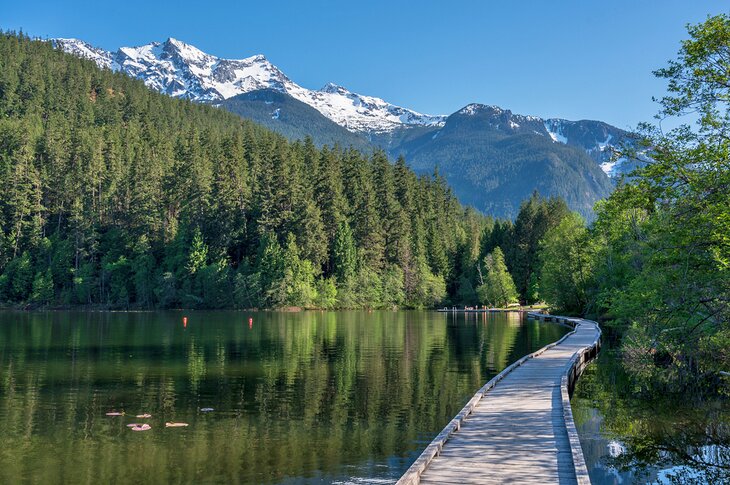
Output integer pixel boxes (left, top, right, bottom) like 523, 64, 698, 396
320, 82, 348, 94
458, 104, 484, 115
457, 104, 507, 116
544, 120, 568, 144
53, 36, 444, 133
52, 38, 118, 70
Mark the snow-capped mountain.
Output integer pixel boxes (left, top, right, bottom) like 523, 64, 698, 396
53, 37, 634, 177
52, 37, 445, 133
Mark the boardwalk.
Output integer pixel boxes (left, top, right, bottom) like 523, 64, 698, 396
398, 315, 601, 485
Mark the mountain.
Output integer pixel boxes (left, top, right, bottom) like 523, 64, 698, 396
53, 37, 637, 218
52, 37, 445, 133
388, 104, 615, 217
373, 103, 636, 178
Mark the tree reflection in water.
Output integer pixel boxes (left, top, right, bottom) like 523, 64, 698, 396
572, 349, 730, 484
0, 310, 566, 484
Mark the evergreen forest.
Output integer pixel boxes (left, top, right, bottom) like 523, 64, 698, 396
0, 32, 548, 311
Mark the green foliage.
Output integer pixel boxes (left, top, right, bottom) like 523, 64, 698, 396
380, 264, 406, 309
456, 192, 571, 307
72, 262, 95, 305
0, 251, 33, 301
532, 15, 730, 392
281, 234, 317, 308
596, 14, 730, 391
476, 247, 518, 308
186, 228, 208, 276
538, 212, 594, 315
313, 277, 338, 309
508, 192, 570, 300
30, 268, 53, 305
332, 221, 357, 282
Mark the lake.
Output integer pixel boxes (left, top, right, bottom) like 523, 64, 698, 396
572, 348, 730, 484
0, 310, 567, 484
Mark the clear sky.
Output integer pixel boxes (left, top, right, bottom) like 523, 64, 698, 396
4, 1, 728, 129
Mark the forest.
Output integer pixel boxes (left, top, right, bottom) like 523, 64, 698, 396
0, 32, 562, 311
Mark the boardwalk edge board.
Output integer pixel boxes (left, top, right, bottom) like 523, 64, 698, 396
396, 312, 601, 485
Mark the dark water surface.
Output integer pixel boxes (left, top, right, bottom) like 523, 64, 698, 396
0, 310, 567, 484
572, 349, 730, 484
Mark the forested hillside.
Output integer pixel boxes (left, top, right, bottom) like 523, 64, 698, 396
0, 33, 492, 309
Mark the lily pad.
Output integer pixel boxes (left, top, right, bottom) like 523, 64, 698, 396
165, 422, 189, 427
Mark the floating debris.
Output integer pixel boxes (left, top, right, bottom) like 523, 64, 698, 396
136, 414, 152, 418
129, 424, 151, 432
165, 422, 189, 428
200, 407, 214, 412
105, 412, 124, 416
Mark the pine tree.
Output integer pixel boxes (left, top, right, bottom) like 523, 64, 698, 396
332, 221, 357, 283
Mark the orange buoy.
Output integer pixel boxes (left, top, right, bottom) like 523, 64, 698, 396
183, 316, 188, 328
248, 317, 253, 329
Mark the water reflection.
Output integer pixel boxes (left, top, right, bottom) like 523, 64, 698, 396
0, 310, 566, 484
572, 349, 730, 484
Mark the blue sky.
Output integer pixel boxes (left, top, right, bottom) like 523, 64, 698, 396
4, 1, 728, 129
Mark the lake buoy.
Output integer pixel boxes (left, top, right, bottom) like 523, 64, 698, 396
183, 316, 188, 328
130, 424, 151, 431
248, 317, 253, 329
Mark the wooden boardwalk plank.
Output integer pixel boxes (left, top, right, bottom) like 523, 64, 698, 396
397, 316, 600, 485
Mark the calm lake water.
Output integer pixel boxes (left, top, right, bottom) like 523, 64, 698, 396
0, 310, 567, 484
572, 348, 730, 484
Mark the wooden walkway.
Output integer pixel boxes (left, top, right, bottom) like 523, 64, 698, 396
398, 315, 601, 485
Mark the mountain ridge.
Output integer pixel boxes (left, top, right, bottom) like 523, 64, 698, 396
52, 36, 635, 218
53, 37, 445, 133
52, 37, 632, 172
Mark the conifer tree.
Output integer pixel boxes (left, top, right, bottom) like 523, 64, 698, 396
332, 221, 357, 283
